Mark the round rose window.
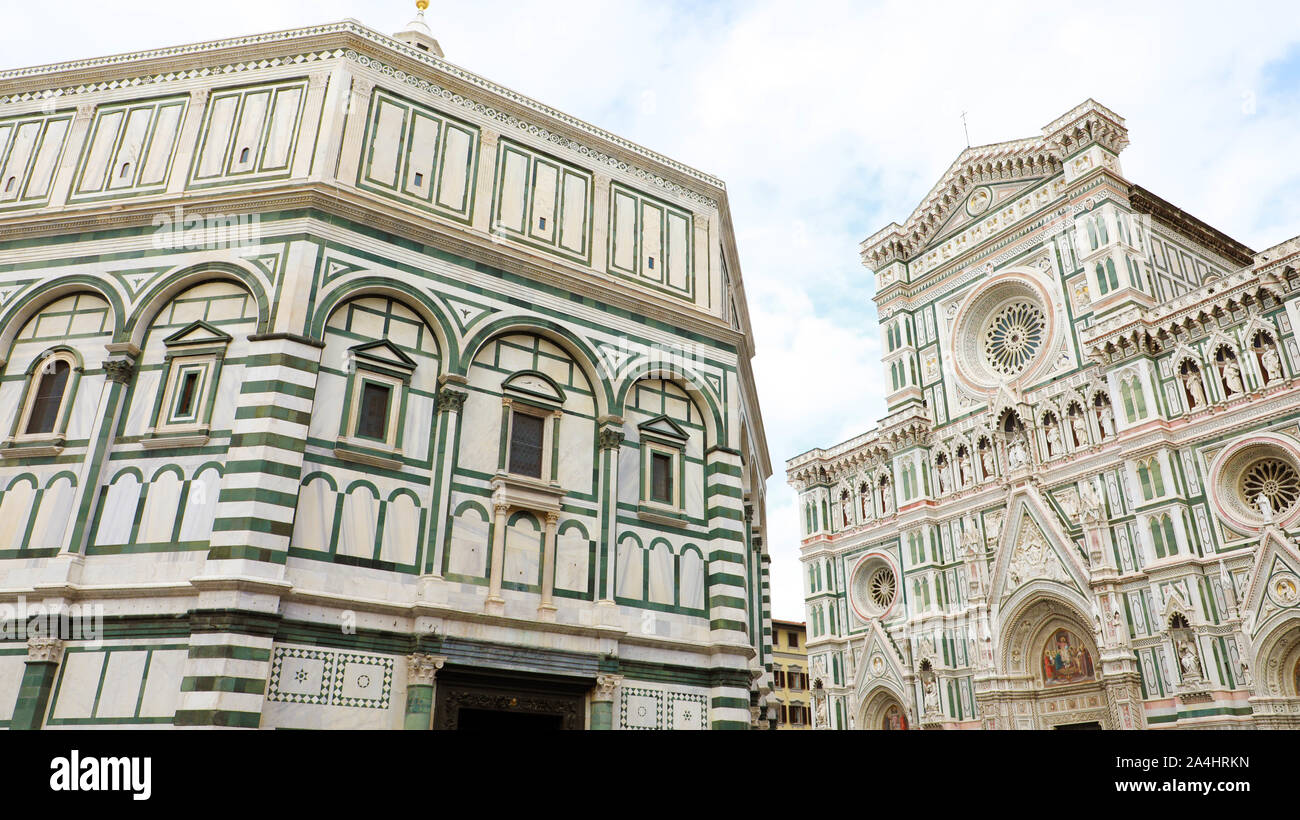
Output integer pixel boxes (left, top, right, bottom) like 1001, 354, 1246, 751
1210, 436, 1300, 530
868, 567, 896, 611
951, 277, 1055, 390
1240, 458, 1300, 519
983, 301, 1046, 378
850, 555, 898, 620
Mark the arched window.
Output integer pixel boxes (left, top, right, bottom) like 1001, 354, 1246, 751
17, 353, 78, 439
1149, 514, 1178, 559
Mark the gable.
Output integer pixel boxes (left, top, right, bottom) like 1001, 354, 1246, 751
988, 490, 1088, 605
162, 320, 233, 348
350, 339, 417, 371
638, 414, 689, 443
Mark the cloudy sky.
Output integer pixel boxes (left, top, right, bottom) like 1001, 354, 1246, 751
6, 1, 1300, 620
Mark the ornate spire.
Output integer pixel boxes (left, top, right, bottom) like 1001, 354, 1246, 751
395, 0, 445, 58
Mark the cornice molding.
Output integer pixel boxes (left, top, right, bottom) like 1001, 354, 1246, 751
0, 184, 745, 352
861, 100, 1131, 271
0, 20, 723, 205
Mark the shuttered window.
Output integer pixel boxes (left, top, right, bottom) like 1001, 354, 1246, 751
26, 360, 70, 435
509, 411, 545, 478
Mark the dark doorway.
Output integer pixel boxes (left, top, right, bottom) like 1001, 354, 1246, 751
1054, 721, 1103, 730
433, 668, 590, 730
457, 708, 564, 731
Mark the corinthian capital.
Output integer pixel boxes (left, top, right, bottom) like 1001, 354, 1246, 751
436, 387, 468, 414
593, 674, 623, 702
407, 654, 446, 687
103, 359, 136, 385
27, 636, 64, 664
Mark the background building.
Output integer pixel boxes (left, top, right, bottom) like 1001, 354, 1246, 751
0, 10, 772, 730
788, 100, 1300, 730
770, 619, 810, 729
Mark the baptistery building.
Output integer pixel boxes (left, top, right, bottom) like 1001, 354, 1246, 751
788, 100, 1300, 730
0, 11, 772, 730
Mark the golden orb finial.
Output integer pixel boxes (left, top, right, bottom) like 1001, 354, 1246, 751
416, 0, 429, 11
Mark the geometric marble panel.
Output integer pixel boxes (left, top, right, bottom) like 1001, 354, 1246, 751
267, 647, 334, 705
331, 653, 394, 709
620, 687, 663, 730
666, 691, 707, 730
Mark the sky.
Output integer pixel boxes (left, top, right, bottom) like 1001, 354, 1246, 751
4, 1, 1300, 621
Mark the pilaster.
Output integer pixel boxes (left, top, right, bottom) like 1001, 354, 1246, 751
10, 637, 63, 730
403, 654, 446, 730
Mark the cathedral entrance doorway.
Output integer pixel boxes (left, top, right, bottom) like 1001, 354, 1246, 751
860, 687, 910, 730
1052, 721, 1102, 730
432, 668, 589, 730
994, 595, 1113, 729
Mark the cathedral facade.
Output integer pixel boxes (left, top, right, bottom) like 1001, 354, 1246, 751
0, 15, 772, 729
788, 100, 1300, 730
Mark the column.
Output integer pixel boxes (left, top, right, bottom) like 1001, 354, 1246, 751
590, 674, 622, 730
46, 103, 96, 208
425, 378, 467, 581
10, 638, 62, 730
538, 511, 559, 622
64, 347, 138, 557
165, 88, 209, 195
703, 445, 751, 729
333, 76, 374, 185
403, 654, 446, 730
595, 419, 624, 621
174, 334, 323, 729
471, 130, 500, 235
485, 491, 509, 615
204, 334, 323, 565
309, 61, 352, 182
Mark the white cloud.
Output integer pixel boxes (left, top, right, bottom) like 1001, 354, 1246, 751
6, 1, 1299, 622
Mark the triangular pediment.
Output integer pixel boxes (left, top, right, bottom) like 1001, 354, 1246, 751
502, 370, 565, 403
163, 320, 233, 348
350, 339, 417, 370
638, 414, 689, 442
922, 177, 1051, 253
989, 490, 1088, 606
853, 619, 906, 696
1243, 528, 1300, 636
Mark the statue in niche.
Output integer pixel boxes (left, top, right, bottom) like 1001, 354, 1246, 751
1046, 421, 1062, 456
880, 484, 893, 515
986, 511, 1004, 548
957, 450, 972, 486
1178, 641, 1203, 683
1262, 345, 1283, 383
920, 671, 940, 718
1008, 437, 1028, 471
979, 444, 995, 478
1222, 359, 1244, 396
962, 513, 982, 554
1099, 404, 1115, 438
938, 458, 952, 495
841, 493, 853, 527
1069, 410, 1088, 448
1185, 371, 1207, 409
1080, 478, 1104, 524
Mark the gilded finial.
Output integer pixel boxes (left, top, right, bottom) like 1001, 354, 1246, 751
397, 0, 444, 58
